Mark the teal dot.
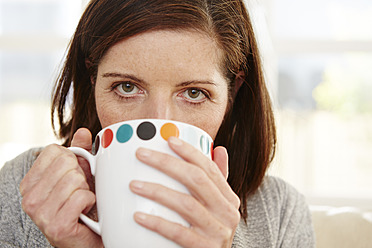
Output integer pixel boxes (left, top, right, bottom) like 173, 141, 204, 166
117, 124, 133, 143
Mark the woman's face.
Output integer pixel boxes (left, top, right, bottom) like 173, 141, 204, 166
94, 30, 229, 139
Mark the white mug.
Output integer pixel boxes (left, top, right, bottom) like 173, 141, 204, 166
69, 119, 213, 248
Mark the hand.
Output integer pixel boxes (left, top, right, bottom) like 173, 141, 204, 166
129, 136, 241, 248
20, 128, 103, 248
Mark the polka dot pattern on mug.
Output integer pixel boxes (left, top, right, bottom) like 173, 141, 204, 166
92, 135, 100, 155
137, 122, 156, 140
160, 123, 179, 141
200, 135, 210, 154
117, 124, 133, 143
210, 142, 214, 160
94, 121, 212, 157
102, 129, 113, 148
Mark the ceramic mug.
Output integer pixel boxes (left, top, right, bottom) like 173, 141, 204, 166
68, 119, 213, 248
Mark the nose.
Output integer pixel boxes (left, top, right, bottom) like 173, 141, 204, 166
142, 97, 172, 120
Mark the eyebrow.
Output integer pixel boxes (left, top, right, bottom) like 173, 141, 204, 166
102, 72, 217, 87
102, 72, 147, 85
176, 80, 216, 87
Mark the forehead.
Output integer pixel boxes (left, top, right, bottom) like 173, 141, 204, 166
99, 29, 225, 78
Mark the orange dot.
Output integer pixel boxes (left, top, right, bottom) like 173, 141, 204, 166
160, 123, 179, 141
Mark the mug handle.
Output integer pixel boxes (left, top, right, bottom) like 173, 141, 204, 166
68, 147, 101, 236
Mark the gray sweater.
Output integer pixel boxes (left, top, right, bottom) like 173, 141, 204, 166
0, 148, 315, 247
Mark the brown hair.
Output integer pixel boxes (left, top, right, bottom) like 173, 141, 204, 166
52, 0, 276, 220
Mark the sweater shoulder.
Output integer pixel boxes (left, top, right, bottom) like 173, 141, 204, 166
0, 147, 42, 188
0, 147, 49, 247
233, 176, 315, 247
259, 176, 302, 206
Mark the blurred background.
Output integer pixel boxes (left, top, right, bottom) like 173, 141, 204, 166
0, 0, 371, 209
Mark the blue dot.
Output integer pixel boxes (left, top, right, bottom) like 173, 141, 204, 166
117, 124, 133, 143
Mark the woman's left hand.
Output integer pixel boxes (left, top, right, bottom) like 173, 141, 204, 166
129, 136, 241, 248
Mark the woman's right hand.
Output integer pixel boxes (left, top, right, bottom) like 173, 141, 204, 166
20, 128, 103, 248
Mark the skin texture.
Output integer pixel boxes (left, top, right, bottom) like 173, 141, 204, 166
95, 30, 229, 138
20, 30, 240, 248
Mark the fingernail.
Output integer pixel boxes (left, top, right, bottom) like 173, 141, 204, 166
137, 148, 151, 158
134, 212, 147, 223
130, 180, 144, 191
168, 136, 182, 146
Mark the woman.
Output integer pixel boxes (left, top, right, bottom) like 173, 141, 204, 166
0, 0, 315, 247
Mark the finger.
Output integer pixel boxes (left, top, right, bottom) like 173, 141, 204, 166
20, 144, 68, 196
167, 137, 240, 209
51, 169, 90, 212
129, 180, 229, 236
21, 153, 83, 215
133, 213, 218, 248
70, 128, 92, 150
55, 189, 96, 230
135, 148, 240, 226
43, 189, 99, 247
213, 146, 229, 179
168, 136, 226, 185
70, 128, 95, 191
32, 169, 90, 227
136, 147, 222, 204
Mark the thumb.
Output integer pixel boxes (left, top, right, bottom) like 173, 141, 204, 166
213, 146, 229, 180
71, 128, 92, 151
70, 128, 95, 191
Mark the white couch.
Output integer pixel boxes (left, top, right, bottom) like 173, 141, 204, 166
311, 206, 372, 248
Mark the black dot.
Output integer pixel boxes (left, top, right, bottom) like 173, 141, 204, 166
92, 135, 100, 155
137, 121, 156, 140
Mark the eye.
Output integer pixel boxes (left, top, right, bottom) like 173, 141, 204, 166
182, 88, 208, 102
116, 82, 140, 95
